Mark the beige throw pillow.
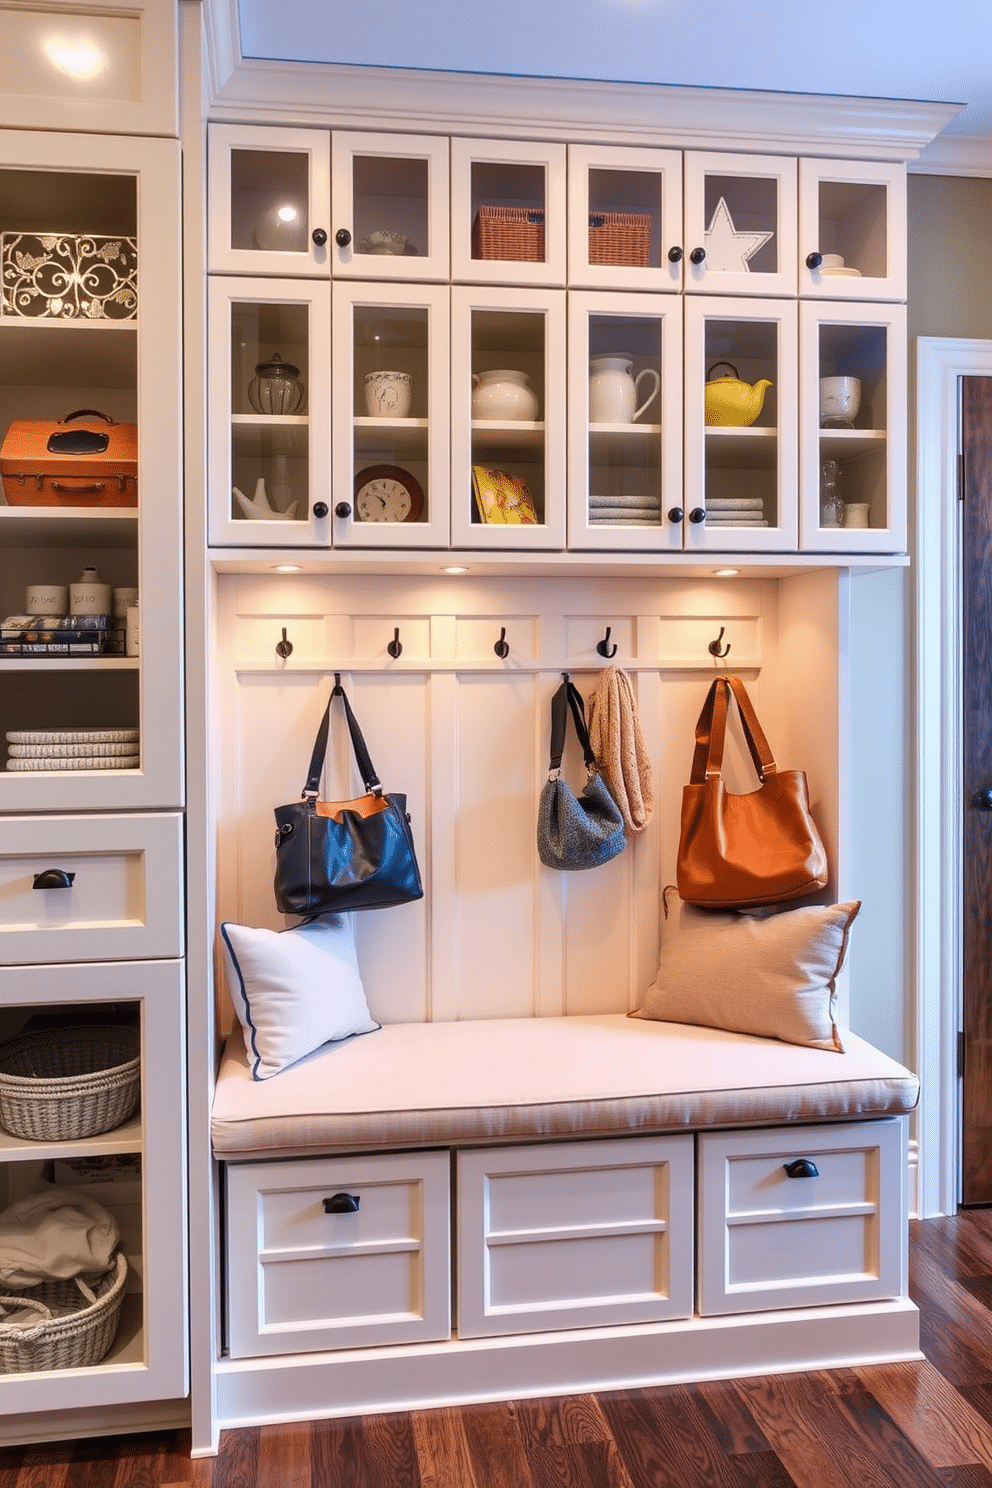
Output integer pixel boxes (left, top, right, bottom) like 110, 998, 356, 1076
633, 887, 860, 1052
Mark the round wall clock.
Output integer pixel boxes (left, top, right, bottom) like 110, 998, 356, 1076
354, 464, 424, 523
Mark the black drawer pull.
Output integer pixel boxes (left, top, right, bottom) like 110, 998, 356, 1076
323, 1192, 360, 1214
32, 868, 75, 889
783, 1158, 819, 1179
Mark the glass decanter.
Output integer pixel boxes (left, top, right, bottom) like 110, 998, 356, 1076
820, 458, 845, 529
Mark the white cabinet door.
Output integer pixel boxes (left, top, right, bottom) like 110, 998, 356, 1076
567, 143, 683, 292
330, 131, 450, 282
207, 276, 332, 547
450, 285, 567, 550
799, 159, 907, 303
799, 300, 907, 553
451, 138, 567, 287
567, 291, 683, 552
457, 1136, 694, 1338
207, 123, 332, 277
684, 296, 799, 552
683, 151, 798, 298
331, 281, 451, 549
697, 1120, 907, 1315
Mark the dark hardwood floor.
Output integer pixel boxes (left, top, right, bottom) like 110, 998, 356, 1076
6, 1211, 992, 1487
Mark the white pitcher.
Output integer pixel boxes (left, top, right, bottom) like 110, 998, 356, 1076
589, 354, 660, 424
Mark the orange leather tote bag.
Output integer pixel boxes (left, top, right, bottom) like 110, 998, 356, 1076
676, 676, 828, 909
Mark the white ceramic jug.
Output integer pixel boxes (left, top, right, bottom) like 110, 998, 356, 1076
589, 355, 660, 424
471, 369, 539, 422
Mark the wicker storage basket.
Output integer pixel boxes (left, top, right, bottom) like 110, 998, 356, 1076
587, 212, 652, 267
0, 1026, 140, 1142
0, 1251, 127, 1372
472, 205, 545, 262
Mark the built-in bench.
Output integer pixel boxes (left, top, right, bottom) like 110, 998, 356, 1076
211, 1015, 921, 1432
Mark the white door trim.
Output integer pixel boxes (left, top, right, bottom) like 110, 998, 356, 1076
914, 337, 992, 1217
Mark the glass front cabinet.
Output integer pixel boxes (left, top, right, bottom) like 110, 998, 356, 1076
205, 122, 909, 561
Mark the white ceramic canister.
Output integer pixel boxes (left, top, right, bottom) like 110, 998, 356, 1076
112, 587, 139, 618
69, 566, 112, 616
471, 369, 539, 422
819, 376, 861, 428
25, 584, 69, 615
364, 370, 412, 418
125, 603, 140, 656
843, 503, 871, 529
589, 354, 660, 424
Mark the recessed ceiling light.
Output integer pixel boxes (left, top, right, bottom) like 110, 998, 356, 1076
713, 568, 740, 577
271, 564, 303, 572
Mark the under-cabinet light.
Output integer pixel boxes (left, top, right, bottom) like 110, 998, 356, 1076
441, 565, 469, 574
271, 564, 303, 573
713, 568, 740, 578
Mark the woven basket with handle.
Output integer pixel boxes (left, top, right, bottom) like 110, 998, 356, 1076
0, 1251, 128, 1372
0, 1025, 140, 1142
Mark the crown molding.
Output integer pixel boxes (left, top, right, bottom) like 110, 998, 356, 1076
201, 7, 961, 161
910, 132, 992, 177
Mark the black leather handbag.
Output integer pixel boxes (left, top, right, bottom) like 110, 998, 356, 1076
273, 676, 424, 915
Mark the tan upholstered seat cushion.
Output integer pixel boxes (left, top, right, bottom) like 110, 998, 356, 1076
211, 1014, 919, 1159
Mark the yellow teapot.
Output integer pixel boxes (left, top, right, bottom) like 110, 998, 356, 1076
704, 362, 772, 427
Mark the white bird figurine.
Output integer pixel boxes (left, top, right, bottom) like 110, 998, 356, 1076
232, 476, 298, 521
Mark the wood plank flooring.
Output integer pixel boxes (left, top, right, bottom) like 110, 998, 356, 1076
5, 1210, 992, 1487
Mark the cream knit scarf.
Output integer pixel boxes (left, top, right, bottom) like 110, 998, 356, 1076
588, 664, 654, 834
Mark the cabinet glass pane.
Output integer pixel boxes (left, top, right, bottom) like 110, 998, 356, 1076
703, 320, 779, 530
471, 164, 547, 267
818, 322, 888, 533
587, 313, 664, 532
229, 302, 309, 525
817, 181, 887, 281
352, 304, 430, 526
470, 309, 546, 526
702, 175, 778, 277
587, 170, 660, 270
352, 156, 430, 263
229, 149, 309, 255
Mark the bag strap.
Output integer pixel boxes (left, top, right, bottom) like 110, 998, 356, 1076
303, 674, 382, 799
548, 675, 596, 775
689, 676, 777, 784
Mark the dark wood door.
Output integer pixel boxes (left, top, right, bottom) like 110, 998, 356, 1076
961, 375, 992, 1203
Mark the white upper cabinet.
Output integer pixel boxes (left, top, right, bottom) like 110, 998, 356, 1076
683, 152, 798, 298
450, 138, 567, 288
207, 124, 332, 278
799, 159, 907, 302
567, 144, 684, 292
330, 132, 450, 283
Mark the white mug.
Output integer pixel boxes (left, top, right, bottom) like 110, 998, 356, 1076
843, 503, 871, 529
364, 370, 412, 418
25, 584, 68, 615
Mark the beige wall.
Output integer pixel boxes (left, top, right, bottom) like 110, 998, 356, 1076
909, 174, 992, 339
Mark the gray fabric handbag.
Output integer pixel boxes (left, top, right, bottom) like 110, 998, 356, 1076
537, 676, 626, 871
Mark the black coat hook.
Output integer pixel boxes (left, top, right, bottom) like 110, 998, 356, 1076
708, 626, 731, 659
275, 627, 293, 659
494, 626, 510, 659
387, 627, 403, 658
596, 626, 618, 659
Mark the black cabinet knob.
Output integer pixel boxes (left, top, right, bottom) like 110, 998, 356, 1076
975, 788, 992, 811
688, 507, 707, 523
335, 228, 352, 248
667, 507, 684, 523
806, 251, 823, 269
311, 228, 328, 247
668, 245, 684, 263
322, 1192, 360, 1214
689, 247, 706, 266
312, 501, 329, 519
334, 501, 352, 519
32, 868, 75, 890
783, 1159, 820, 1179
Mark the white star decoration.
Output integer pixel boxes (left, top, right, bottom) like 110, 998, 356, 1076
704, 197, 774, 273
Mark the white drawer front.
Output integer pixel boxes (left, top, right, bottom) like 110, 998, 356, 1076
0, 814, 184, 963
697, 1119, 907, 1316
457, 1135, 694, 1339
225, 1150, 451, 1358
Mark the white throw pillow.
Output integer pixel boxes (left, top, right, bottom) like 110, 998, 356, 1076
633, 887, 860, 1052
220, 917, 379, 1080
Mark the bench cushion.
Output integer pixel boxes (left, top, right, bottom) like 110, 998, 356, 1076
211, 1014, 919, 1159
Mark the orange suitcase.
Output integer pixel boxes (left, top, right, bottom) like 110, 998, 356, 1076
1, 409, 137, 507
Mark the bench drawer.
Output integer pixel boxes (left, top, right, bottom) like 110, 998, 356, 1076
225, 1149, 451, 1358
0, 813, 184, 963
697, 1119, 907, 1316
456, 1134, 694, 1339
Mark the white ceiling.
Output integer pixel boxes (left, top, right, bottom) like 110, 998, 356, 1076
234, 0, 991, 141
